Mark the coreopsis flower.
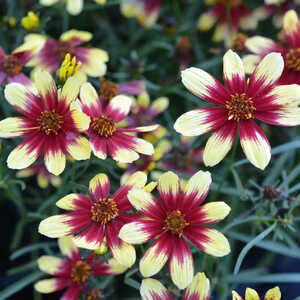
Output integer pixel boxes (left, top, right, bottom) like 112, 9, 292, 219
21, 11, 39, 31
121, 0, 161, 27
79, 83, 157, 163
25, 30, 108, 77
17, 163, 61, 189
174, 50, 300, 170
197, 0, 255, 44
140, 273, 210, 300
244, 10, 300, 85
0, 70, 91, 175
34, 236, 127, 299
119, 171, 231, 289
232, 286, 281, 300
38, 172, 148, 267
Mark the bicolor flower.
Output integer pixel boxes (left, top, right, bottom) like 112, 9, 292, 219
120, 0, 161, 27
0, 42, 39, 92
34, 236, 127, 300
119, 171, 231, 289
38, 172, 148, 268
79, 83, 157, 163
232, 286, 281, 300
17, 162, 62, 189
174, 50, 300, 170
25, 30, 108, 77
197, 0, 255, 44
0, 70, 91, 175
140, 273, 210, 300
244, 9, 300, 84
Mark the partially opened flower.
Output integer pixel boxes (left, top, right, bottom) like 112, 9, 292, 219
79, 83, 158, 163
25, 30, 108, 77
121, 0, 161, 27
244, 10, 300, 84
175, 50, 300, 170
232, 286, 281, 300
38, 172, 148, 267
140, 272, 210, 300
34, 236, 127, 300
0, 70, 91, 175
119, 171, 230, 289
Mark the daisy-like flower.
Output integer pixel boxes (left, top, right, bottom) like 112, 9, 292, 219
174, 50, 300, 170
34, 236, 127, 300
0, 42, 39, 91
38, 172, 148, 268
232, 286, 281, 300
197, 0, 255, 44
25, 30, 108, 77
121, 0, 161, 27
140, 272, 210, 300
79, 83, 158, 163
244, 10, 300, 85
119, 171, 231, 289
0, 70, 91, 175
17, 162, 62, 189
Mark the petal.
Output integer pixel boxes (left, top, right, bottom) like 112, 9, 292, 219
79, 82, 101, 114
70, 101, 91, 131
66, 134, 91, 160
105, 257, 128, 274
34, 278, 68, 294
37, 256, 64, 275
232, 291, 244, 300
60, 76, 81, 105
183, 272, 210, 300
89, 173, 110, 201
90, 134, 107, 159
197, 11, 217, 31
121, 170, 148, 188
58, 236, 80, 259
169, 238, 194, 290
149, 97, 169, 115
256, 108, 300, 126
174, 107, 227, 137
264, 287, 281, 300
0, 117, 32, 138
239, 120, 271, 170
283, 9, 299, 36
198, 202, 231, 224
56, 193, 92, 211
243, 54, 260, 74
140, 279, 173, 300
140, 234, 172, 277
44, 148, 66, 176
266, 84, 300, 108
245, 36, 278, 54
109, 139, 139, 163
66, 0, 83, 15
33, 70, 57, 103
60, 29, 92, 45
105, 95, 132, 122
203, 120, 237, 167
181, 67, 228, 105
61, 285, 81, 300
223, 49, 246, 93
127, 188, 155, 211
120, 124, 159, 133
80, 48, 108, 77
7, 73, 37, 94
245, 288, 260, 300
39, 215, 73, 238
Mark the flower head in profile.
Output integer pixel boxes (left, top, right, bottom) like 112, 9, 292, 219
140, 273, 210, 300
175, 50, 300, 170
79, 83, 158, 163
121, 0, 161, 27
244, 10, 300, 84
232, 286, 281, 300
119, 171, 230, 289
35, 236, 127, 300
0, 70, 91, 175
25, 30, 108, 78
39, 172, 148, 268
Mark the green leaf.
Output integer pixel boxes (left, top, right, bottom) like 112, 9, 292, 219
124, 277, 140, 290
228, 272, 300, 283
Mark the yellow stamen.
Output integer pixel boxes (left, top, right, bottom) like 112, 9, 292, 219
58, 53, 82, 83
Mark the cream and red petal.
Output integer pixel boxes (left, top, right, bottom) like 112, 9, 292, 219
108, 139, 139, 163
119, 124, 159, 133
223, 50, 246, 93
0, 117, 36, 138
60, 77, 81, 107
255, 108, 300, 126
181, 170, 212, 209
140, 233, 172, 277
283, 9, 299, 40
105, 95, 132, 122
243, 54, 260, 74
79, 82, 102, 117
140, 278, 173, 300
66, 134, 91, 161
169, 237, 194, 289
34, 278, 69, 294
232, 291, 244, 300
60, 29, 92, 46
7, 134, 44, 170
89, 133, 107, 159
56, 193, 93, 211
245, 36, 282, 55
89, 173, 110, 201
105, 257, 129, 275
58, 236, 80, 260
92, 259, 115, 276
7, 73, 37, 94
181, 67, 228, 105
239, 120, 271, 170
203, 120, 237, 167
185, 227, 230, 257
37, 256, 65, 275
44, 146, 66, 176
61, 284, 81, 300
183, 272, 210, 300
245, 288, 260, 300
174, 107, 228, 137
264, 287, 281, 300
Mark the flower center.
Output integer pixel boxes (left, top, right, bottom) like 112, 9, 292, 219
2, 55, 22, 76
163, 210, 189, 237
99, 78, 119, 102
37, 109, 64, 135
56, 41, 75, 60
87, 289, 102, 300
285, 48, 300, 71
90, 198, 119, 224
90, 115, 116, 138
70, 260, 92, 284
225, 93, 256, 121
232, 33, 248, 52
218, 0, 242, 6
